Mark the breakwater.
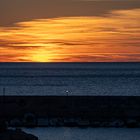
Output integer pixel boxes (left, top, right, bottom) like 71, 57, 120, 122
0, 96, 140, 127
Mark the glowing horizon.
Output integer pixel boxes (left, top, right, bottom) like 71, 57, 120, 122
0, 9, 140, 62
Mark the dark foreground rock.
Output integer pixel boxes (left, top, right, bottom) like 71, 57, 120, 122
0, 128, 38, 140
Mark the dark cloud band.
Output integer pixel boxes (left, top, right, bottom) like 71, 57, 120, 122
0, 0, 140, 26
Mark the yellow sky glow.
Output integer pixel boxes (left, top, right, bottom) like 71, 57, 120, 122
0, 9, 140, 62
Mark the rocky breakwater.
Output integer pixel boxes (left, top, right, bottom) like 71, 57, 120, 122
0, 121, 38, 140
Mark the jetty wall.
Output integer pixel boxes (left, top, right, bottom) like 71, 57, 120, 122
0, 96, 140, 127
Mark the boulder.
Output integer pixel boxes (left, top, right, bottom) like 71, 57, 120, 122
0, 128, 38, 140
126, 119, 138, 128
0, 120, 7, 132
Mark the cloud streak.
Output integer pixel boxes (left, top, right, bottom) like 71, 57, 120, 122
0, 0, 140, 27
0, 9, 140, 62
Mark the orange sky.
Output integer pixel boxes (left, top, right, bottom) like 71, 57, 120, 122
0, 8, 140, 62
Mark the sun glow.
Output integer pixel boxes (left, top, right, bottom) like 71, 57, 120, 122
0, 9, 140, 62
29, 49, 58, 62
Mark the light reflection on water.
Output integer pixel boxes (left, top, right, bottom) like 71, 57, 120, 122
22, 127, 140, 140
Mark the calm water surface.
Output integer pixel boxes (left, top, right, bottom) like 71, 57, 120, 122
0, 62, 140, 96
22, 127, 140, 140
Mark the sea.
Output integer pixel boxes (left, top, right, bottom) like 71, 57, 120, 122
0, 62, 140, 96
22, 127, 140, 140
1, 62, 140, 140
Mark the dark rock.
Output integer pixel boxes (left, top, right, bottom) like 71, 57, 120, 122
0, 120, 7, 132
24, 113, 37, 127
10, 119, 22, 127
126, 119, 138, 128
0, 128, 38, 140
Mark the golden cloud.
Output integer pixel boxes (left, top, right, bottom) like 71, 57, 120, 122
0, 9, 140, 62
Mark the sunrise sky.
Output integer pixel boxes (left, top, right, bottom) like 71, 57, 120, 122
0, 0, 140, 62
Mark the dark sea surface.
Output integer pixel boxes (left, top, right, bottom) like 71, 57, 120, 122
0, 62, 140, 96
22, 127, 140, 140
